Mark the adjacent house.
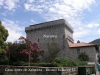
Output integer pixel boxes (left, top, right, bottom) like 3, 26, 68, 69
69, 41, 98, 61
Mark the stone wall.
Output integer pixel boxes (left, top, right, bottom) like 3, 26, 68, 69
26, 25, 65, 52
0, 66, 78, 75
69, 46, 96, 62
25, 19, 73, 58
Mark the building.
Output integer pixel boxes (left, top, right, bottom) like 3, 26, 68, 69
70, 41, 98, 61
25, 19, 98, 62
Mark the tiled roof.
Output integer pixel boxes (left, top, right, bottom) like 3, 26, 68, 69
70, 42, 96, 48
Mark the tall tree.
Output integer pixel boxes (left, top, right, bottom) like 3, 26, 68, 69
42, 41, 61, 62
0, 21, 9, 53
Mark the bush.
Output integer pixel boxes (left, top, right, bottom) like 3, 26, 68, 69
53, 57, 69, 63
78, 52, 89, 61
10, 61, 28, 66
53, 57, 88, 67
2, 56, 88, 67
0, 55, 8, 65
30, 62, 57, 67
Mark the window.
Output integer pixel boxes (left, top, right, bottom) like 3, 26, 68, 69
38, 39, 39, 42
51, 37, 54, 40
77, 48, 80, 54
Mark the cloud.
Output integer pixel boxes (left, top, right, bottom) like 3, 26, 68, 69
24, 3, 43, 12
0, 0, 4, 7
23, 0, 96, 21
97, 29, 100, 34
0, 12, 7, 16
30, 19, 37, 24
0, 0, 97, 43
23, 0, 96, 42
64, 0, 95, 11
73, 29, 90, 39
87, 23, 99, 28
2, 19, 25, 42
0, 0, 19, 11
73, 22, 100, 42
73, 28, 94, 43
28, 0, 34, 3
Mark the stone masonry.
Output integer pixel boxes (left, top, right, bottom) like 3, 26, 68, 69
69, 47, 97, 61
25, 19, 73, 57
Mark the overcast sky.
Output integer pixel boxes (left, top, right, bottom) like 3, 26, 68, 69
0, 0, 100, 43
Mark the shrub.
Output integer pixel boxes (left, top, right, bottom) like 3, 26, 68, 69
0, 55, 8, 65
30, 62, 57, 67
78, 52, 89, 61
53, 57, 88, 67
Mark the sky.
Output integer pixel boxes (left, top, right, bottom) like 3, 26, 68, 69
0, 0, 100, 43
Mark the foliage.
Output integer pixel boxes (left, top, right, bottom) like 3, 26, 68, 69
11, 62, 56, 67
0, 21, 9, 54
0, 55, 8, 65
6, 36, 44, 65
30, 62, 57, 67
0, 21, 9, 65
42, 41, 61, 62
29, 58, 88, 67
53, 57, 88, 67
11, 61, 28, 66
78, 52, 89, 61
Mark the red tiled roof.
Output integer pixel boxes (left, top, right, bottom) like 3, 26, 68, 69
70, 42, 96, 48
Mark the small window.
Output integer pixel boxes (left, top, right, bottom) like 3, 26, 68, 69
38, 39, 39, 42
52, 37, 54, 40
77, 48, 80, 54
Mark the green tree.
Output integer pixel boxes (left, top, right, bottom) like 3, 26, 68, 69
78, 52, 89, 61
0, 21, 9, 53
0, 21, 9, 65
42, 41, 61, 62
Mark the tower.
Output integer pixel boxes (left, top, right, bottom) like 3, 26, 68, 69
25, 19, 74, 57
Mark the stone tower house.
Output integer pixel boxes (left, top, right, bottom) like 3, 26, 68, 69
25, 19, 74, 57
